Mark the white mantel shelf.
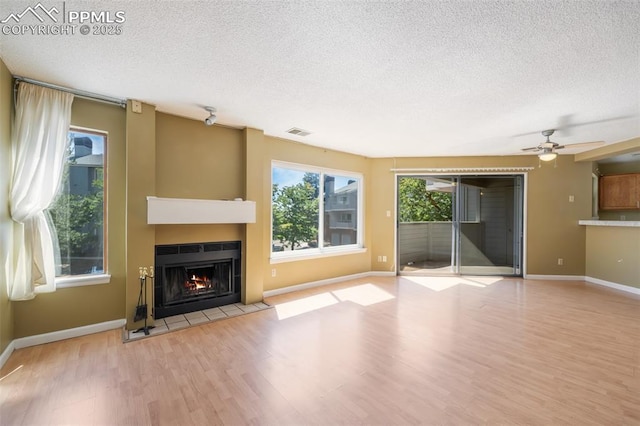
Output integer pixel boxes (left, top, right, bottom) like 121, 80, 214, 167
578, 220, 640, 228
147, 196, 256, 224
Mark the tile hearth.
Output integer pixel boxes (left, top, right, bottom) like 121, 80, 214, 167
124, 302, 270, 341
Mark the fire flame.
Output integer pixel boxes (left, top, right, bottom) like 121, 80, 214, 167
186, 274, 211, 290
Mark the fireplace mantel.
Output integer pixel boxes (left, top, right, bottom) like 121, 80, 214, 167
147, 196, 256, 224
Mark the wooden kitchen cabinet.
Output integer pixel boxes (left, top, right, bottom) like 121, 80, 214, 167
599, 173, 640, 210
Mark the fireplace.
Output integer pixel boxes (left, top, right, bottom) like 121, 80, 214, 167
154, 241, 241, 319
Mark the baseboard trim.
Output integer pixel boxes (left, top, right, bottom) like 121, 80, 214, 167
0, 318, 126, 370
13, 318, 126, 350
525, 274, 586, 281
525, 274, 640, 296
368, 271, 397, 277
0, 340, 16, 370
585, 276, 640, 296
263, 271, 396, 298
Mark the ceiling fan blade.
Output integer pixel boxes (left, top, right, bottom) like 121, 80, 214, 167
512, 115, 633, 139
555, 141, 604, 150
512, 130, 541, 138
521, 147, 541, 152
555, 115, 573, 137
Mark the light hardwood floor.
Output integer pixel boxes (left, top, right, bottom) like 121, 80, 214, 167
2, 276, 639, 425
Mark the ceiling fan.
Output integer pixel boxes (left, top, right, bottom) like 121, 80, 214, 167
521, 129, 604, 162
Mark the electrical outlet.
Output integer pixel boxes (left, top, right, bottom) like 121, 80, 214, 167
569, 195, 574, 203
557, 258, 563, 266
382, 255, 387, 262
377, 256, 382, 262
271, 268, 276, 277
386, 210, 391, 217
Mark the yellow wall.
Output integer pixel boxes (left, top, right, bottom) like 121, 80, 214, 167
525, 156, 593, 275
261, 136, 373, 291
244, 128, 266, 303
13, 98, 127, 338
370, 158, 397, 272
372, 155, 593, 276
585, 226, 640, 288
598, 160, 640, 175
155, 113, 245, 201
0, 58, 14, 353
124, 101, 156, 330
153, 113, 247, 303
1, 75, 631, 340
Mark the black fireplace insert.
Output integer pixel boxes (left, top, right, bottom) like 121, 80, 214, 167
154, 241, 241, 319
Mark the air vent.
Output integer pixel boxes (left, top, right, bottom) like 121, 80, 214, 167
286, 127, 312, 137
156, 246, 179, 256
179, 244, 201, 254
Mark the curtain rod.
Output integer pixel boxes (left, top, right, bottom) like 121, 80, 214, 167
390, 167, 534, 173
14, 76, 127, 108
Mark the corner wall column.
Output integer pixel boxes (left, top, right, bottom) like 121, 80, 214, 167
243, 128, 265, 303
125, 101, 156, 330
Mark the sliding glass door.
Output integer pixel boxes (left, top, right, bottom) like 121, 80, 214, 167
397, 176, 455, 274
456, 176, 522, 275
398, 174, 523, 276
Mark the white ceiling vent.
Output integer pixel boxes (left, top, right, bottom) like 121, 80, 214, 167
286, 127, 312, 137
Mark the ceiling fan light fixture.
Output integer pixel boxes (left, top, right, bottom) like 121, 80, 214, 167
538, 151, 557, 162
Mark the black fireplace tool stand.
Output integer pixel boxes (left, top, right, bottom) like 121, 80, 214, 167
133, 267, 155, 336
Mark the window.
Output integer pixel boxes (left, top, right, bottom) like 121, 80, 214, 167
48, 129, 106, 277
338, 213, 352, 222
272, 162, 363, 258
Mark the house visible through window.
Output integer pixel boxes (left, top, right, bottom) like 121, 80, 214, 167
338, 213, 352, 222
271, 162, 362, 257
48, 129, 106, 277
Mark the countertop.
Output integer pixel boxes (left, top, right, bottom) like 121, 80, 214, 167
578, 220, 640, 227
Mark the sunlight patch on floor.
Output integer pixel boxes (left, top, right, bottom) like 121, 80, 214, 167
403, 275, 501, 291
274, 283, 396, 319
464, 276, 502, 286
332, 283, 395, 306
275, 292, 339, 320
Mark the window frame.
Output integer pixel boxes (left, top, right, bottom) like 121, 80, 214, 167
53, 126, 110, 288
270, 160, 365, 263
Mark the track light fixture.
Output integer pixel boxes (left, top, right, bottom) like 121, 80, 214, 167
204, 106, 217, 126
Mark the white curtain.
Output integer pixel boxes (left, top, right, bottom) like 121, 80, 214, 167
8, 82, 74, 300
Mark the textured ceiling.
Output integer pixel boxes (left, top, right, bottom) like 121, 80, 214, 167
1, 0, 639, 158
